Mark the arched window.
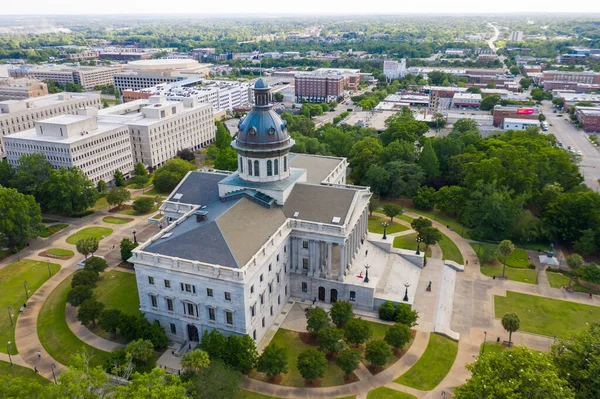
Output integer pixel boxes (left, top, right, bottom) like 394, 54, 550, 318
283, 156, 287, 172
247, 159, 252, 176
254, 160, 260, 176
274, 159, 279, 175
267, 160, 273, 176
239, 157, 243, 173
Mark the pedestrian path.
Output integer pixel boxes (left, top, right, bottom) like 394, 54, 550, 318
65, 303, 125, 352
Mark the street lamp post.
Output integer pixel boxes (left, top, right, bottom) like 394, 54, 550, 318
51, 364, 57, 384
382, 222, 389, 240
23, 281, 29, 300
7, 341, 12, 367
481, 331, 487, 354
47, 260, 52, 277
132, 229, 138, 244
403, 282, 410, 302
364, 264, 370, 284
7, 307, 13, 327
416, 237, 423, 255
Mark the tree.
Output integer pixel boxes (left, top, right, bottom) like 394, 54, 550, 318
479, 94, 501, 111
565, 253, 585, 287
50, 351, 115, 398
420, 226, 442, 249
76, 237, 98, 260
97, 179, 108, 195
273, 92, 284, 102
368, 197, 381, 216
335, 349, 361, 376
84, 257, 108, 273
330, 301, 354, 328
395, 304, 419, 327
117, 313, 144, 343
120, 238, 138, 262
498, 240, 515, 279
419, 140, 440, 178
539, 113, 547, 122
454, 346, 574, 399
317, 327, 345, 356
99, 309, 122, 338
345, 318, 372, 347
486, 82, 497, 89
520, 77, 533, 89
215, 121, 232, 149
297, 349, 328, 382
501, 312, 520, 346
224, 334, 257, 374
306, 307, 330, 334
133, 196, 155, 213
176, 148, 196, 162
107, 187, 131, 209
0, 186, 42, 249
199, 329, 228, 361
383, 204, 402, 223
186, 360, 243, 399
365, 340, 392, 367
126, 339, 154, 363
385, 323, 412, 351
41, 167, 98, 216
114, 368, 188, 399
114, 170, 126, 187
77, 298, 105, 326
71, 269, 98, 288
256, 343, 288, 378
143, 320, 168, 349
509, 65, 521, 75
466, 86, 482, 94
573, 229, 597, 255
214, 146, 238, 171
0, 158, 15, 188
349, 137, 383, 182
412, 186, 437, 210
181, 349, 210, 373
131, 162, 150, 187
153, 158, 195, 193
12, 153, 52, 200
379, 301, 396, 321
67, 285, 94, 307
411, 217, 432, 234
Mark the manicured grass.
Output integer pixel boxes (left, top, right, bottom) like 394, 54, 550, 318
47, 248, 74, 257
114, 205, 158, 216
102, 216, 132, 224
92, 196, 109, 211
66, 227, 113, 245
393, 233, 432, 258
547, 271, 571, 289
0, 259, 61, 355
498, 249, 531, 269
494, 291, 600, 338
480, 342, 504, 357
94, 271, 140, 316
399, 214, 414, 223
470, 243, 537, 284
405, 206, 470, 239
143, 187, 168, 198
368, 216, 409, 234
366, 320, 392, 341
37, 276, 110, 367
367, 387, 417, 399
248, 328, 346, 387
39, 223, 69, 238
545, 268, 600, 294
395, 333, 458, 391
0, 360, 50, 384
439, 233, 463, 264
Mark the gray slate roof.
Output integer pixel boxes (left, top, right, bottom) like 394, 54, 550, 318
283, 183, 356, 225
168, 171, 225, 206
289, 153, 344, 184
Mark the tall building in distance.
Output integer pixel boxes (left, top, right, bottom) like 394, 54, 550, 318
113, 59, 212, 92
3, 107, 134, 185
0, 78, 48, 101
383, 59, 407, 81
510, 31, 524, 42
10, 65, 122, 90
295, 69, 360, 103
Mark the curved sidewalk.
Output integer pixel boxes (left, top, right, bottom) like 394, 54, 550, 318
65, 304, 126, 352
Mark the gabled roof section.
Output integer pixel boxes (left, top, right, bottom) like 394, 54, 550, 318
167, 171, 225, 206
283, 183, 357, 225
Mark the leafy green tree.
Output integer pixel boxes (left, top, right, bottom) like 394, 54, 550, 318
131, 162, 150, 186
67, 285, 94, 307
99, 309, 122, 338
120, 238, 138, 263
345, 318, 372, 347
126, 339, 155, 363
419, 140, 440, 178
335, 349, 362, 376
454, 346, 574, 399
435, 186, 467, 216
543, 191, 600, 243
379, 301, 396, 321
84, 257, 108, 273
50, 351, 114, 398
306, 307, 330, 334
380, 140, 418, 164
452, 118, 479, 134
224, 334, 258, 374
153, 158, 195, 193
77, 298, 105, 327
297, 349, 328, 382
96, 179, 108, 195
114, 368, 189, 399
365, 340, 392, 367
114, 170, 126, 187
186, 360, 243, 399
107, 187, 131, 209
349, 137, 383, 182
498, 240, 515, 279
176, 148, 196, 162
214, 146, 238, 171
509, 66, 521, 75
368, 197, 381, 216
12, 153, 53, 200
364, 165, 391, 197
0, 158, 15, 188
0, 375, 45, 397
501, 312, 520, 346
395, 304, 419, 327
330, 301, 354, 328
565, 253, 584, 287
133, 196, 155, 213
420, 226, 442, 249
76, 237, 98, 260
520, 77, 533, 89
383, 204, 402, 222
385, 323, 412, 350
479, 94, 501, 111
317, 326, 345, 356
582, 264, 600, 284
256, 343, 288, 378
181, 349, 210, 373
200, 329, 228, 361
467, 86, 482, 94
385, 162, 425, 198
71, 269, 98, 288
215, 121, 232, 149
273, 92, 284, 102
573, 229, 597, 255
0, 186, 42, 249
413, 186, 437, 210
411, 217, 432, 235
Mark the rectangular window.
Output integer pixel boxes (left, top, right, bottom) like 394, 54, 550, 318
251, 304, 256, 317
350, 291, 356, 302
208, 307, 215, 321
277, 254, 280, 261
285, 285, 288, 295
278, 295, 281, 305
170, 323, 176, 334
187, 303, 195, 316
253, 330, 257, 340
207, 288, 213, 297
270, 306, 273, 316
303, 258, 309, 270
148, 276, 154, 285
185, 284, 192, 292
164, 280, 171, 288
276, 273, 280, 283
225, 292, 231, 301
268, 283, 272, 294
262, 317, 265, 327
284, 245, 287, 253
302, 282, 308, 292
226, 311, 233, 325
167, 298, 174, 311
150, 295, 157, 308
251, 285, 254, 294
303, 241, 308, 249
260, 274, 263, 282
269, 264, 272, 272
260, 293, 264, 305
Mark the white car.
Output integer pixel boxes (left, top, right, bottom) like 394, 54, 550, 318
577, 150, 582, 155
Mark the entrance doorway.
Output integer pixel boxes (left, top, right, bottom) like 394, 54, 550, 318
318, 286, 325, 301
187, 324, 199, 342
330, 289, 338, 303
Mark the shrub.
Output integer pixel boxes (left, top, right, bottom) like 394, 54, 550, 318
132, 196, 154, 214
120, 238, 138, 263
84, 256, 108, 273
67, 285, 93, 306
581, 263, 600, 283
395, 304, 419, 327
330, 301, 354, 328
71, 269, 99, 288
336, 349, 361, 376
345, 318, 372, 346
365, 340, 392, 367
306, 307, 330, 333
385, 323, 412, 349
379, 301, 396, 321
297, 349, 327, 381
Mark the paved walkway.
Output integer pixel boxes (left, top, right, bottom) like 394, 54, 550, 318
65, 303, 126, 352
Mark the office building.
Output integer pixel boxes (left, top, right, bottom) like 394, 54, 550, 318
574, 106, 600, 132
0, 78, 48, 101
510, 31, 524, 42
492, 105, 539, 127
23, 65, 121, 90
540, 70, 600, 91
451, 93, 482, 108
114, 59, 212, 92
295, 69, 361, 103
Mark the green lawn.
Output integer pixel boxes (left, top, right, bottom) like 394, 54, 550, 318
248, 328, 346, 387
399, 214, 414, 223
366, 320, 392, 341
114, 205, 158, 216
393, 233, 432, 258
480, 342, 504, 357
39, 223, 69, 238
66, 227, 113, 245
0, 360, 50, 384
439, 233, 463, 264
369, 216, 409, 235
405, 206, 470, 239
395, 333, 458, 391
94, 271, 140, 315
470, 243, 537, 284
494, 291, 600, 338
143, 187, 168, 198
92, 196, 108, 211
0, 259, 61, 354
102, 216, 132, 225
37, 276, 110, 367
498, 249, 531, 269
547, 271, 570, 289
47, 248, 74, 257
367, 387, 417, 399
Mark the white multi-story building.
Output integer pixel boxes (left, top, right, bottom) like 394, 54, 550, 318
131, 80, 424, 347
98, 95, 215, 169
510, 31, 524, 42
113, 59, 212, 92
3, 108, 133, 185
0, 92, 101, 157
19, 65, 121, 90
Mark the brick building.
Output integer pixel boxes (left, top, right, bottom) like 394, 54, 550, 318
575, 106, 600, 132
492, 105, 539, 127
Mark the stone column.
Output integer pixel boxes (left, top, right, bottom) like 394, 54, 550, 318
309, 240, 316, 276
339, 242, 346, 281
295, 238, 300, 272
326, 243, 332, 279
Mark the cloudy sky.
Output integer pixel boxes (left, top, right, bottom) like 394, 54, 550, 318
3, 0, 600, 15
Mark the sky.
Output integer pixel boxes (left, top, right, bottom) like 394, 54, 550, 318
3, 0, 600, 15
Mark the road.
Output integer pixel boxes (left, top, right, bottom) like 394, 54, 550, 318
486, 23, 500, 53
541, 101, 600, 190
